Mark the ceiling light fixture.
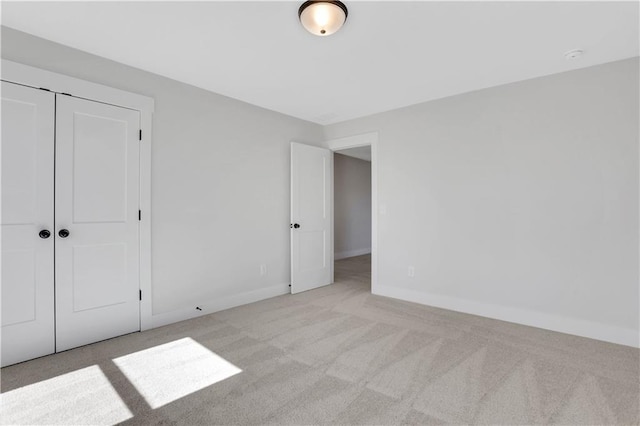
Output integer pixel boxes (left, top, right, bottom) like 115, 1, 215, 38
299, 1, 348, 36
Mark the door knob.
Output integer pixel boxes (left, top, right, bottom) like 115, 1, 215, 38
38, 229, 51, 239
58, 229, 70, 238
293, 223, 301, 229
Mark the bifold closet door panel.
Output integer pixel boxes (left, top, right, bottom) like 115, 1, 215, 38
55, 95, 141, 352
1, 82, 55, 367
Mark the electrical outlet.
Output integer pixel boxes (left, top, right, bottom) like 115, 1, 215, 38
408, 266, 415, 277
260, 264, 267, 276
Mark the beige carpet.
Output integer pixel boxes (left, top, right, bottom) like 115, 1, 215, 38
1, 254, 638, 425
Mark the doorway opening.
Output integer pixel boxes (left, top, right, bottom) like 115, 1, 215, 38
328, 131, 378, 294
289, 132, 378, 295
333, 146, 372, 292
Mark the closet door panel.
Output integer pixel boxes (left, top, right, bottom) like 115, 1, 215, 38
55, 95, 140, 352
1, 82, 55, 367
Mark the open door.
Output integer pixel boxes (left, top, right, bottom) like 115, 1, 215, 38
290, 142, 333, 294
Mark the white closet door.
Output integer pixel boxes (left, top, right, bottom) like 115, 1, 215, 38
1, 82, 55, 367
290, 142, 333, 294
55, 95, 140, 351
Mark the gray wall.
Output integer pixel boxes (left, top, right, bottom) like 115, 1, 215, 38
334, 153, 371, 259
1, 27, 325, 316
325, 58, 640, 345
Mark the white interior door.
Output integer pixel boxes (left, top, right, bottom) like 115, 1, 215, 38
290, 142, 333, 294
55, 95, 140, 351
1, 82, 55, 367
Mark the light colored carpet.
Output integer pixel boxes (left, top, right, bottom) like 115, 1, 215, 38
1, 254, 638, 425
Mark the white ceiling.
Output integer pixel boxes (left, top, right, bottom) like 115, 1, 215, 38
336, 146, 371, 162
2, 1, 638, 125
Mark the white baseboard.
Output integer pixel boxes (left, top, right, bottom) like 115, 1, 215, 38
335, 248, 371, 260
375, 284, 639, 348
145, 283, 290, 330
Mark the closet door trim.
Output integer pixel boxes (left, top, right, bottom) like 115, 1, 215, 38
2, 59, 155, 331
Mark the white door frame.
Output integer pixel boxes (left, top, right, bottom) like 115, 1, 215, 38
326, 132, 378, 292
1, 60, 155, 331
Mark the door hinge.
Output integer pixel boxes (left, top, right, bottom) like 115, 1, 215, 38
139, 290, 142, 301
139, 129, 142, 141
138, 210, 141, 221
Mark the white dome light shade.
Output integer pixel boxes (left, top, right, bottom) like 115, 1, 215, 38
299, 1, 348, 36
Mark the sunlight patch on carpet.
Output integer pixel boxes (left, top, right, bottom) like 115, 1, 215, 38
113, 337, 242, 409
0, 365, 132, 425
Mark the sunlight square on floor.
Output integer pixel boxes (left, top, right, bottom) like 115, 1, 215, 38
113, 337, 242, 409
0, 365, 132, 425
